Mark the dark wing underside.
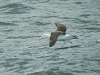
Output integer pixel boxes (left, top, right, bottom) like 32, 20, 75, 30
49, 23, 67, 47
49, 31, 63, 47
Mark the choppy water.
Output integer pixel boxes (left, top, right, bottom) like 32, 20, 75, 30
0, 0, 100, 75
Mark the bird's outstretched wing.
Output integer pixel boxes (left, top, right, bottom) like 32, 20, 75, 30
55, 23, 67, 34
49, 31, 63, 47
49, 23, 67, 47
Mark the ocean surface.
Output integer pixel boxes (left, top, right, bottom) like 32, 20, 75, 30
0, 0, 100, 75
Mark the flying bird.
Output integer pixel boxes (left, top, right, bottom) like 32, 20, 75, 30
39, 23, 78, 47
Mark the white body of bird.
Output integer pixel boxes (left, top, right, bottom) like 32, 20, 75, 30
42, 33, 77, 41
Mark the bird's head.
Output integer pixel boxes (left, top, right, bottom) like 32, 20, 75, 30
39, 34, 50, 41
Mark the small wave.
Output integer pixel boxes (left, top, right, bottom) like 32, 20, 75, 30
80, 14, 91, 17
0, 22, 17, 26
32, 0, 50, 3
55, 45, 80, 50
0, 3, 34, 14
35, 21, 50, 26
39, 0, 50, 3
74, 2, 82, 4
41, 15, 59, 19
84, 57, 100, 62
0, 49, 4, 53
7, 36, 33, 39
81, 27, 100, 32
27, 70, 73, 75
1, 29, 14, 32
72, 17, 98, 24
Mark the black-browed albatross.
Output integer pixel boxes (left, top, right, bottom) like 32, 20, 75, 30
39, 23, 78, 47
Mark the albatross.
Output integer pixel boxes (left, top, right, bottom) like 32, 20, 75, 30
39, 23, 78, 47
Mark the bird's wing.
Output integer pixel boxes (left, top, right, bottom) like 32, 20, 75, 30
49, 31, 63, 47
55, 23, 67, 34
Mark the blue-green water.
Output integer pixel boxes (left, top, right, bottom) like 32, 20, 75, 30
0, 0, 100, 75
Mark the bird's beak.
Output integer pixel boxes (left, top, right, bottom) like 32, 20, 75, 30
39, 37, 43, 41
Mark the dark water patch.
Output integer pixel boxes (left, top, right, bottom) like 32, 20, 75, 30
16, 61, 29, 66
74, 19, 90, 24
96, 23, 100, 26
80, 14, 91, 18
74, 18, 98, 24
85, 27, 100, 31
61, 17, 94, 24
0, 40, 4, 43
0, 49, 4, 53
0, 58, 33, 72
67, 62, 76, 65
0, 61, 15, 68
5, 58, 20, 61
5, 58, 33, 65
81, 27, 100, 32
84, 58, 100, 62
62, 17, 98, 24
35, 21, 50, 26
7, 36, 33, 39
47, 69, 73, 75
60, 17, 78, 20
55, 45, 80, 50
1, 29, 14, 32
90, 69, 100, 73
72, 70, 86, 73
0, 22, 17, 26
20, 51, 32, 56
0, 3, 34, 14
27, 71, 45, 75
74, 2, 82, 4
41, 15, 59, 19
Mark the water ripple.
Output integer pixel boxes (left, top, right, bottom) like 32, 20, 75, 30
0, 22, 17, 26
7, 36, 33, 39
0, 3, 34, 14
